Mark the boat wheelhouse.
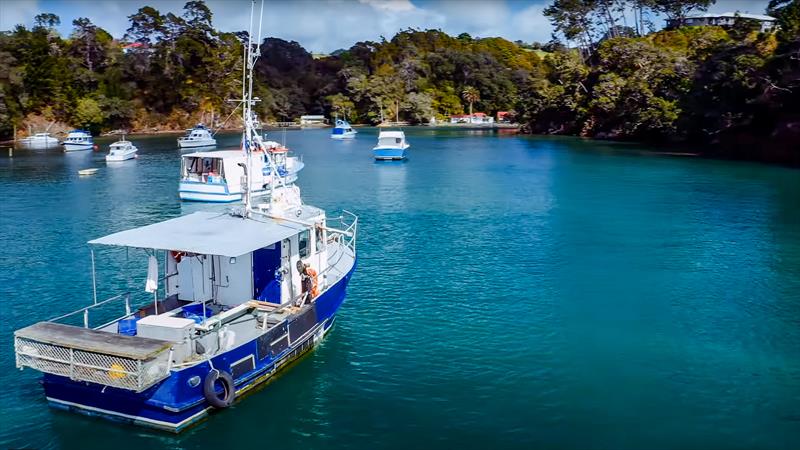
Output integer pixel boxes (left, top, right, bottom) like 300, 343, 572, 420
331, 119, 357, 140
106, 138, 138, 162
62, 130, 94, 151
14, 204, 357, 432
177, 125, 217, 149
178, 144, 304, 203
373, 130, 409, 160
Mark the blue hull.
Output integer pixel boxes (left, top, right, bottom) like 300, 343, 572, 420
373, 148, 406, 160
41, 260, 356, 432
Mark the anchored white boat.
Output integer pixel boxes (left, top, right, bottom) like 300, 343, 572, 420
331, 118, 357, 140
178, 142, 304, 203
106, 138, 138, 162
19, 132, 59, 148
178, 124, 217, 149
62, 130, 94, 151
13, 3, 358, 432
373, 130, 409, 160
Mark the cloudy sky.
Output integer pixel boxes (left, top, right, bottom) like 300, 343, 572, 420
0, 0, 772, 53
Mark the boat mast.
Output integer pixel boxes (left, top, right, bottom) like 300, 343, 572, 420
240, 0, 287, 216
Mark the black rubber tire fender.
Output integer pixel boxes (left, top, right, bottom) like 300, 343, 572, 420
203, 369, 236, 408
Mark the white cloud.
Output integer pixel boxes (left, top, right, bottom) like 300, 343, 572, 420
0, 0, 39, 30
359, 0, 416, 13
2, 0, 559, 52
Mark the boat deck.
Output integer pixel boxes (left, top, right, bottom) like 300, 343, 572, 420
15, 322, 171, 360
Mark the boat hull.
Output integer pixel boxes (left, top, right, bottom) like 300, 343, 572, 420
373, 147, 407, 160
40, 259, 356, 432
331, 132, 356, 140
63, 143, 94, 152
106, 153, 136, 162
178, 181, 271, 203
177, 139, 217, 149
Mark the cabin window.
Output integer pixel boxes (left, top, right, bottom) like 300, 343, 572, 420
298, 230, 310, 258
316, 227, 324, 252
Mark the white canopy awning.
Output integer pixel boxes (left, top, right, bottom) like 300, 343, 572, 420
88, 211, 305, 257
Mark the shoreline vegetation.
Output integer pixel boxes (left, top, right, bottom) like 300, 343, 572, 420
0, 0, 798, 165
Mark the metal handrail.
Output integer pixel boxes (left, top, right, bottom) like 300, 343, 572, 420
48, 293, 131, 324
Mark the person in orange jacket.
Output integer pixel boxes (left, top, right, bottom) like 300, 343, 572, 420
296, 260, 319, 304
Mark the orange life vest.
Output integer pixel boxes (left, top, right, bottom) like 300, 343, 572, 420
305, 266, 319, 298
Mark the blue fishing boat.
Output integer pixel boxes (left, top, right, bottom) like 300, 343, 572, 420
373, 130, 409, 160
330, 118, 357, 140
13, 2, 358, 432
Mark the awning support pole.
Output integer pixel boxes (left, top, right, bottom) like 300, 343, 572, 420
91, 249, 98, 305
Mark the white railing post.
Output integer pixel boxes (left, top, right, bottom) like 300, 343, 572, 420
83, 310, 89, 328
125, 293, 131, 316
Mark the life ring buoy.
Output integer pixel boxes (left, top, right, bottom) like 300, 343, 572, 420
203, 369, 235, 408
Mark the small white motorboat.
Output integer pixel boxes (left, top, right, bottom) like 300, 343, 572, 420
177, 124, 216, 148
373, 130, 409, 160
19, 132, 59, 148
62, 130, 94, 151
106, 137, 138, 162
78, 168, 99, 176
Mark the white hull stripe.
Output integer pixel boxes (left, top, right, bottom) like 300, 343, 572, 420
46, 397, 211, 430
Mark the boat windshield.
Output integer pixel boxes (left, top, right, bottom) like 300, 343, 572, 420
183, 157, 224, 182
378, 137, 402, 147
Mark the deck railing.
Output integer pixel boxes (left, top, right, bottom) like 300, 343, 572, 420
327, 210, 358, 253
48, 292, 134, 330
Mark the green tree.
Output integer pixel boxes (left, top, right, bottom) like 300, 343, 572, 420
72, 97, 105, 126
34, 13, 60, 29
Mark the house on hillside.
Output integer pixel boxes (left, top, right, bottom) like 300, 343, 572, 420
299, 115, 326, 125
449, 113, 495, 125
667, 12, 777, 32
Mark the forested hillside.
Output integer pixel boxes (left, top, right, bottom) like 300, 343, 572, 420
0, 0, 797, 163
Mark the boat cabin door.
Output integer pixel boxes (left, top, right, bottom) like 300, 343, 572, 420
281, 239, 292, 304
252, 243, 282, 304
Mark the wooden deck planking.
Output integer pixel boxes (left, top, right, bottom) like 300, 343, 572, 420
15, 322, 172, 360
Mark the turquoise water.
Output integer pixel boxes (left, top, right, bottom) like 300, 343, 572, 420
1, 129, 799, 449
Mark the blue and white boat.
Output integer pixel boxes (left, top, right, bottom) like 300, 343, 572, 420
177, 124, 216, 149
62, 129, 94, 151
13, 3, 357, 432
178, 142, 304, 203
373, 130, 409, 160
330, 118, 357, 140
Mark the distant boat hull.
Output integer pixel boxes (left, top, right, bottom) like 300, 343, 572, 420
20, 137, 59, 148
106, 152, 136, 162
63, 143, 94, 152
331, 132, 356, 140
373, 147, 407, 160
177, 139, 217, 148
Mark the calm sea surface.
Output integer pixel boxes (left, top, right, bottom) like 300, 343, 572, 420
1, 129, 799, 449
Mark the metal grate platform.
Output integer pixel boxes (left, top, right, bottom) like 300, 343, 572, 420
14, 323, 173, 392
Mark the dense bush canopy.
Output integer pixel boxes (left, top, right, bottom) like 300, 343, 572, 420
0, 0, 797, 163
